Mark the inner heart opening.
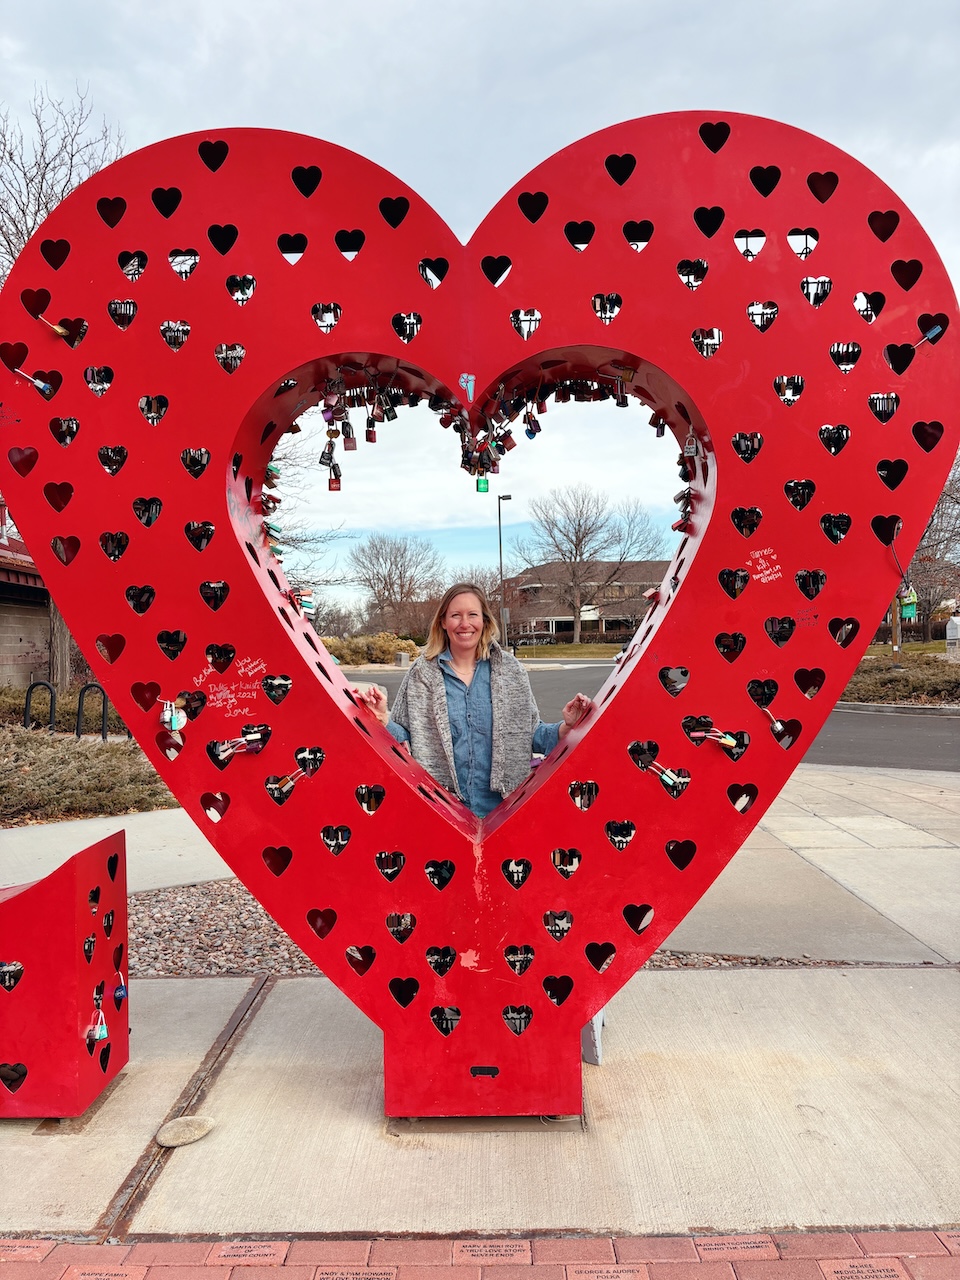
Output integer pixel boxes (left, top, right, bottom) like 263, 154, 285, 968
227, 342, 710, 831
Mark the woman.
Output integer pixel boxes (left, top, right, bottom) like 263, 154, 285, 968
358, 583, 595, 817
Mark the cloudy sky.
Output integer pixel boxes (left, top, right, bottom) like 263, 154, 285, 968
2, 1, 958, 598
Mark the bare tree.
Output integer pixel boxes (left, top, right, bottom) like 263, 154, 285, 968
0, 86, 124, 282
347, 533, 444, 635
908, 451, 960, 640
311, 593, 362, 638
449, 564, 501, 602
513, 485, 668, 643
0, 87, 123, 691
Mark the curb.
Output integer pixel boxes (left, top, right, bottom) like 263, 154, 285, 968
837, 700, 960, 716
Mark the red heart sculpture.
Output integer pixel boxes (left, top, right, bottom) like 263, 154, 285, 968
1, 114, 957, 1116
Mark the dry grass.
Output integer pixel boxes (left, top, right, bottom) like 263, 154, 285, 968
0, 725, 176, 825
516, 643, 623, 658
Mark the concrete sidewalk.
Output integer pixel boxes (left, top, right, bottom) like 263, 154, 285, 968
0, 764, 957, 1240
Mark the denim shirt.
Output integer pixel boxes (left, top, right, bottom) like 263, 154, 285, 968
388, 649, 560, 817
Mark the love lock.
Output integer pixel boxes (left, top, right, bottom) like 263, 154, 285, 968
0, 113, 956, 1118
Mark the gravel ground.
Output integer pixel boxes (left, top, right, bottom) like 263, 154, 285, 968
127, 878, 880, 977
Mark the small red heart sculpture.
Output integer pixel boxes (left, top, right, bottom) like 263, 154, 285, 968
1, 113, 957, 1116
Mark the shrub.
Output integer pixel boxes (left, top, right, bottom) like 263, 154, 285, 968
320, 633, 419, 665
842, 655, 960, 704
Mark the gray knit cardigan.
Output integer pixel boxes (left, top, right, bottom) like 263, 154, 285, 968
389, 643, 546, 800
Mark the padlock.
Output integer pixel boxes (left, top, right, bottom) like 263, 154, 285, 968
88, 1011, 109, 1042
683, 429, 699, 457
365, 425, 377, 443
318, 442, 335, 468
159, 701, 187, 732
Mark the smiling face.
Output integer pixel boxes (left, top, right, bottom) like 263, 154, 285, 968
441, 592, 485, 660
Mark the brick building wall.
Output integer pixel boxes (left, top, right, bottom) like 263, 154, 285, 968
0, 597, 49, 687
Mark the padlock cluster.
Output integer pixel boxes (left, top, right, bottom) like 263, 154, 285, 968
310, 369, 464, 493
291, 362, 687, 497
465, 366, 639, 491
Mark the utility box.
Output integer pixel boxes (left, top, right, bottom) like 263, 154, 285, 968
946, 614, 960, 660
0, 833, 129, 1117
395, 652, 410, 667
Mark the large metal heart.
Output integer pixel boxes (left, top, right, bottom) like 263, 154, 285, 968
1, 114, 956, 1116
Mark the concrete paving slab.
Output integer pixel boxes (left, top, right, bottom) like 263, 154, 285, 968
128, 970, 960, 1236
825, 818, 948, 849
909, 823, 960, 846
0, 810, 230, 892
0, 977, 253, 1236
762, 827, 873, 849
664, 845, 942, 962
796, 847, 960, 962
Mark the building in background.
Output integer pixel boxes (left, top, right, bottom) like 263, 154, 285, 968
508, 559, 670, 642
0, 524, 49, 687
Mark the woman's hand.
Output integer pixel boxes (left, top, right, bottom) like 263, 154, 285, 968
354, 684, 390, 726
558, 692, 595, 736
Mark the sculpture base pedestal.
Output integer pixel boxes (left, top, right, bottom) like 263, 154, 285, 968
383, 1029, 583, 1118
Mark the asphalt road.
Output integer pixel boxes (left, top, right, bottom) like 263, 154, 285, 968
357, 659, 960, 773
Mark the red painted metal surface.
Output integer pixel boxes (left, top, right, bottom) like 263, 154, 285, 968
0, 833, 129, 1117
0, 115, 956, 1116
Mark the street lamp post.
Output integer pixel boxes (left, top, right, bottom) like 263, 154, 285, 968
498, 494, 512, 649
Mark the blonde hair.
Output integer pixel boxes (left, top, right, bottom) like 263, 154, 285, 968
424, 582, 500, 660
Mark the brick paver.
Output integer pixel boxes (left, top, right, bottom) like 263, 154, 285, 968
368, 1243, 453, 1266
818, 1259, 913, 1280
732, 1261, 825, 1280
902, 1262, 960, 1280
532, 1243, 617, 1265
647, 1262, 737, 1280
125, 1247, 215, 1267
615, 1242, 700, 1264
141, 1269, 231, 1280
204, 1244, 290, 1267
0, 1242, 58, 1262
773, 1240, 863, 1261
396, 1267, 480, 1280
856, 1239, 949, 1260
453, 1244, 532, 1266
0, 1263, 77, 1280
565, 1266, 649, 1280
695, 1240, 778, 1263
286, 1244, 375, 1266
60, 1266, 148, 1280
46, 1247, 133, 1267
